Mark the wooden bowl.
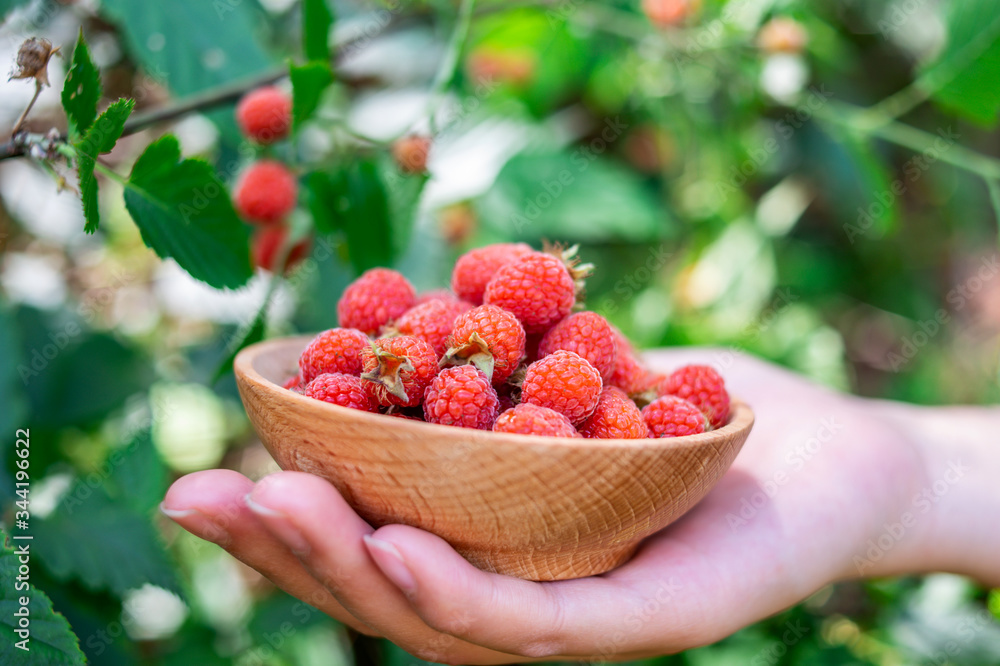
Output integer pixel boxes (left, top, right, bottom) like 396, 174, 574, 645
235, 336, 754, 581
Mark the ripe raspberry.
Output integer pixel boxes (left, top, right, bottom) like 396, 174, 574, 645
361, 335, 437, 408
521, 350, 602, 424
337, 268, 416, 335
299, 328, 370, 383
642, 0, 697, 27
252, 227, 311, 273
757, 17, 808, 54
642, 395, 706, 438
304, 373, 378, 412
441, 304, 525, 385
657, 364, 730, 429
484, 252, 576, 333
493, 403, 581, 438
236, 86, 291, 144
422, 365, 500, 429
607, 327, 650, 395
392, 135, 431, 174
390, 299, 471, 357
233, 160, 298, 225
282, 375, 302, 391
451, 243, 533, 305
538, 312, 617, 381
578, 387, 649, 439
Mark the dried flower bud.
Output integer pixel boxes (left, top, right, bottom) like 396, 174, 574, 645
9, 37, 60, 87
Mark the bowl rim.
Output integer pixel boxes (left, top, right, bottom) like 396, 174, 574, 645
235, 335, 754, 451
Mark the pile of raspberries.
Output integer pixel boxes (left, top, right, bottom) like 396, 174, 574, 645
282, 243, 731, 438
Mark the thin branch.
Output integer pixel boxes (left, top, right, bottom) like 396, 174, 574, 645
11, 79, 44, 136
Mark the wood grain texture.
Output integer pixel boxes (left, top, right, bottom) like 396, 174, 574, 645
235, 336, 754, 581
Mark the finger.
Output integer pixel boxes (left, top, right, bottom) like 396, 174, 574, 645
162, 470, 378, 636
364, 523, 656, 659
247, 471, 524, 665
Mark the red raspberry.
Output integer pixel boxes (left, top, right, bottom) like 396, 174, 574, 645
299, 328, 370, 383
451, 243, 533, 305
337, 268, 416, 335
251, 227, 311, 273
493, 403, 581, 438
390, 299, 471, 357
282, 375, 302, 391
607, 327, 650, 395
392, 135, 431, 174
521, 350, 602, 424
484, 252, 576, 333
642, 395, 706, 438
233, 160, 297, 225
422, 365, 500, 429
642, 0, 695, 27
361, 335, 437, 408
441, 304, 525, 385
236, 86, 291, 144
578, 387, 649, 439
657, 364, 730, 429
303, 373, 378, 412
538, 312, 617, 381
415, 289, 463, 306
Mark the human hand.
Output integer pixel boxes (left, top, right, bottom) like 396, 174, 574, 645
161, 349, 996, 662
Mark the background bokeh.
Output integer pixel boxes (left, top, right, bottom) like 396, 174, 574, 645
1, 0, 999, 664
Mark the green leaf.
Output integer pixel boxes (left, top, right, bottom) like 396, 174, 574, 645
98, 0, 273, 97
290, 61, 333, 131
61, 29, 102, 138
479, 148, 667, 243
381, 155, 428, 258
33, 490, 181, 598
105, 428, 168, 514
123, 135, 253, 289
0, 533, 86, 666
302, 0, 334, 62
74, 98, 135, 234
334, 160, 395, 274
304, 170, 343, 234
920, 0, 1000, 126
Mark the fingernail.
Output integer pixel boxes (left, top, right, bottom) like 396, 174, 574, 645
245, 494, 311, 556
159, 502, 231, 547
364, 535, 417, 595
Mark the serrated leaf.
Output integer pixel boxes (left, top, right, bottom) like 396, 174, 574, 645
328, 160, 394, 274
0, 532, 86, 666
290, 61, 333, 131
921, 0, 1000, 126
61, 29, 102, 138
123, 135, 253, 289
74, 98, 134, 234
33, 491, 181, 598
98, 0, 273, 97
303, 0, 334, 62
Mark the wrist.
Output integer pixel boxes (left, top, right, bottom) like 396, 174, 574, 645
864, 400, 1000, 585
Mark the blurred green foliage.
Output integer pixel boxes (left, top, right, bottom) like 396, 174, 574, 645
1, 0, 999, 664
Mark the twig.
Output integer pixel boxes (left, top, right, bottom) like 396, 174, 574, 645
427, 0, 477, 135
11, 79, 44, 136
